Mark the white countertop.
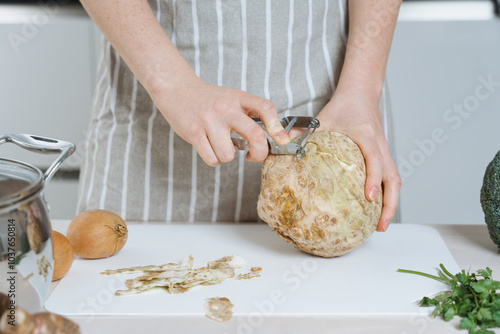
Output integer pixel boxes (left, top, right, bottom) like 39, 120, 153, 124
397, 1, 496, 21
47, 221, 500, 334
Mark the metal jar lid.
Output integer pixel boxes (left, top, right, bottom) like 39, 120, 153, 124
0, 159, 44, 212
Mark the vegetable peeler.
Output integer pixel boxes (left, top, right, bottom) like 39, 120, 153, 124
231, 116, 320, 160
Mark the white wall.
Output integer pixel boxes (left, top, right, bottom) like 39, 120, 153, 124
0, 4, 97, 219
387, 12, 500, 224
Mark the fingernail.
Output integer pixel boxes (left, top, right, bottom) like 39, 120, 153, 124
277, 131, 290, 145
368, 186, 378, 201
382, 220, 390, 231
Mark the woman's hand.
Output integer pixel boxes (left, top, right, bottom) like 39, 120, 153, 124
79, 0, 289, 167
150, 76, 290, 166
309, 0, 402, 231
315, 91, 401, 232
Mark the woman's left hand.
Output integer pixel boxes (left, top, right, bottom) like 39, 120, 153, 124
315, 90, 401, 232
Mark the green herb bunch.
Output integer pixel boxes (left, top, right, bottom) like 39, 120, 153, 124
398, 264, 500, 334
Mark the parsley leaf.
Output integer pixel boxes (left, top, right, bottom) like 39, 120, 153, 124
397, 265, 500, 334
460, 317, 476, 330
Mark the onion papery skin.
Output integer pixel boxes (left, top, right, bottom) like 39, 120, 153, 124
67, 210, 128, 259
51, 231, 75, 281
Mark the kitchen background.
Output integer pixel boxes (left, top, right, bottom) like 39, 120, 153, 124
0, 0, 499, 225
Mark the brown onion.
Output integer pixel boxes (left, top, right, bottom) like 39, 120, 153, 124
67, 210, 128, 259
51, 231, 74, 281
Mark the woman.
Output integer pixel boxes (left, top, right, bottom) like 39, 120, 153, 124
77, 0, 402, 231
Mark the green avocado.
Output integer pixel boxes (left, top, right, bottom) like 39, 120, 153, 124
480, 150, 500, 249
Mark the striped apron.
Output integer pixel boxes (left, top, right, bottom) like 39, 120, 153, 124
77, 0, 395, 222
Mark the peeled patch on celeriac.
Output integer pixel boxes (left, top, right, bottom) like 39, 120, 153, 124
257, 131, 382, 258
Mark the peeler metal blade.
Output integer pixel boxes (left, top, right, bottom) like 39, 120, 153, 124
231, 116, 320, 160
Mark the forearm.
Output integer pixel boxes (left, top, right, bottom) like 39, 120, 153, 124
336, 0, 402, 102
81, 0, 288, 165
79, 0, 196, 95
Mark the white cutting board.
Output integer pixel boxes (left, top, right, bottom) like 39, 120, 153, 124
45, 224, 459, 316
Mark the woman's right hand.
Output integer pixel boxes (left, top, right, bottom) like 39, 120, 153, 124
79, 1, 288, 166
150, 76, 290, 167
